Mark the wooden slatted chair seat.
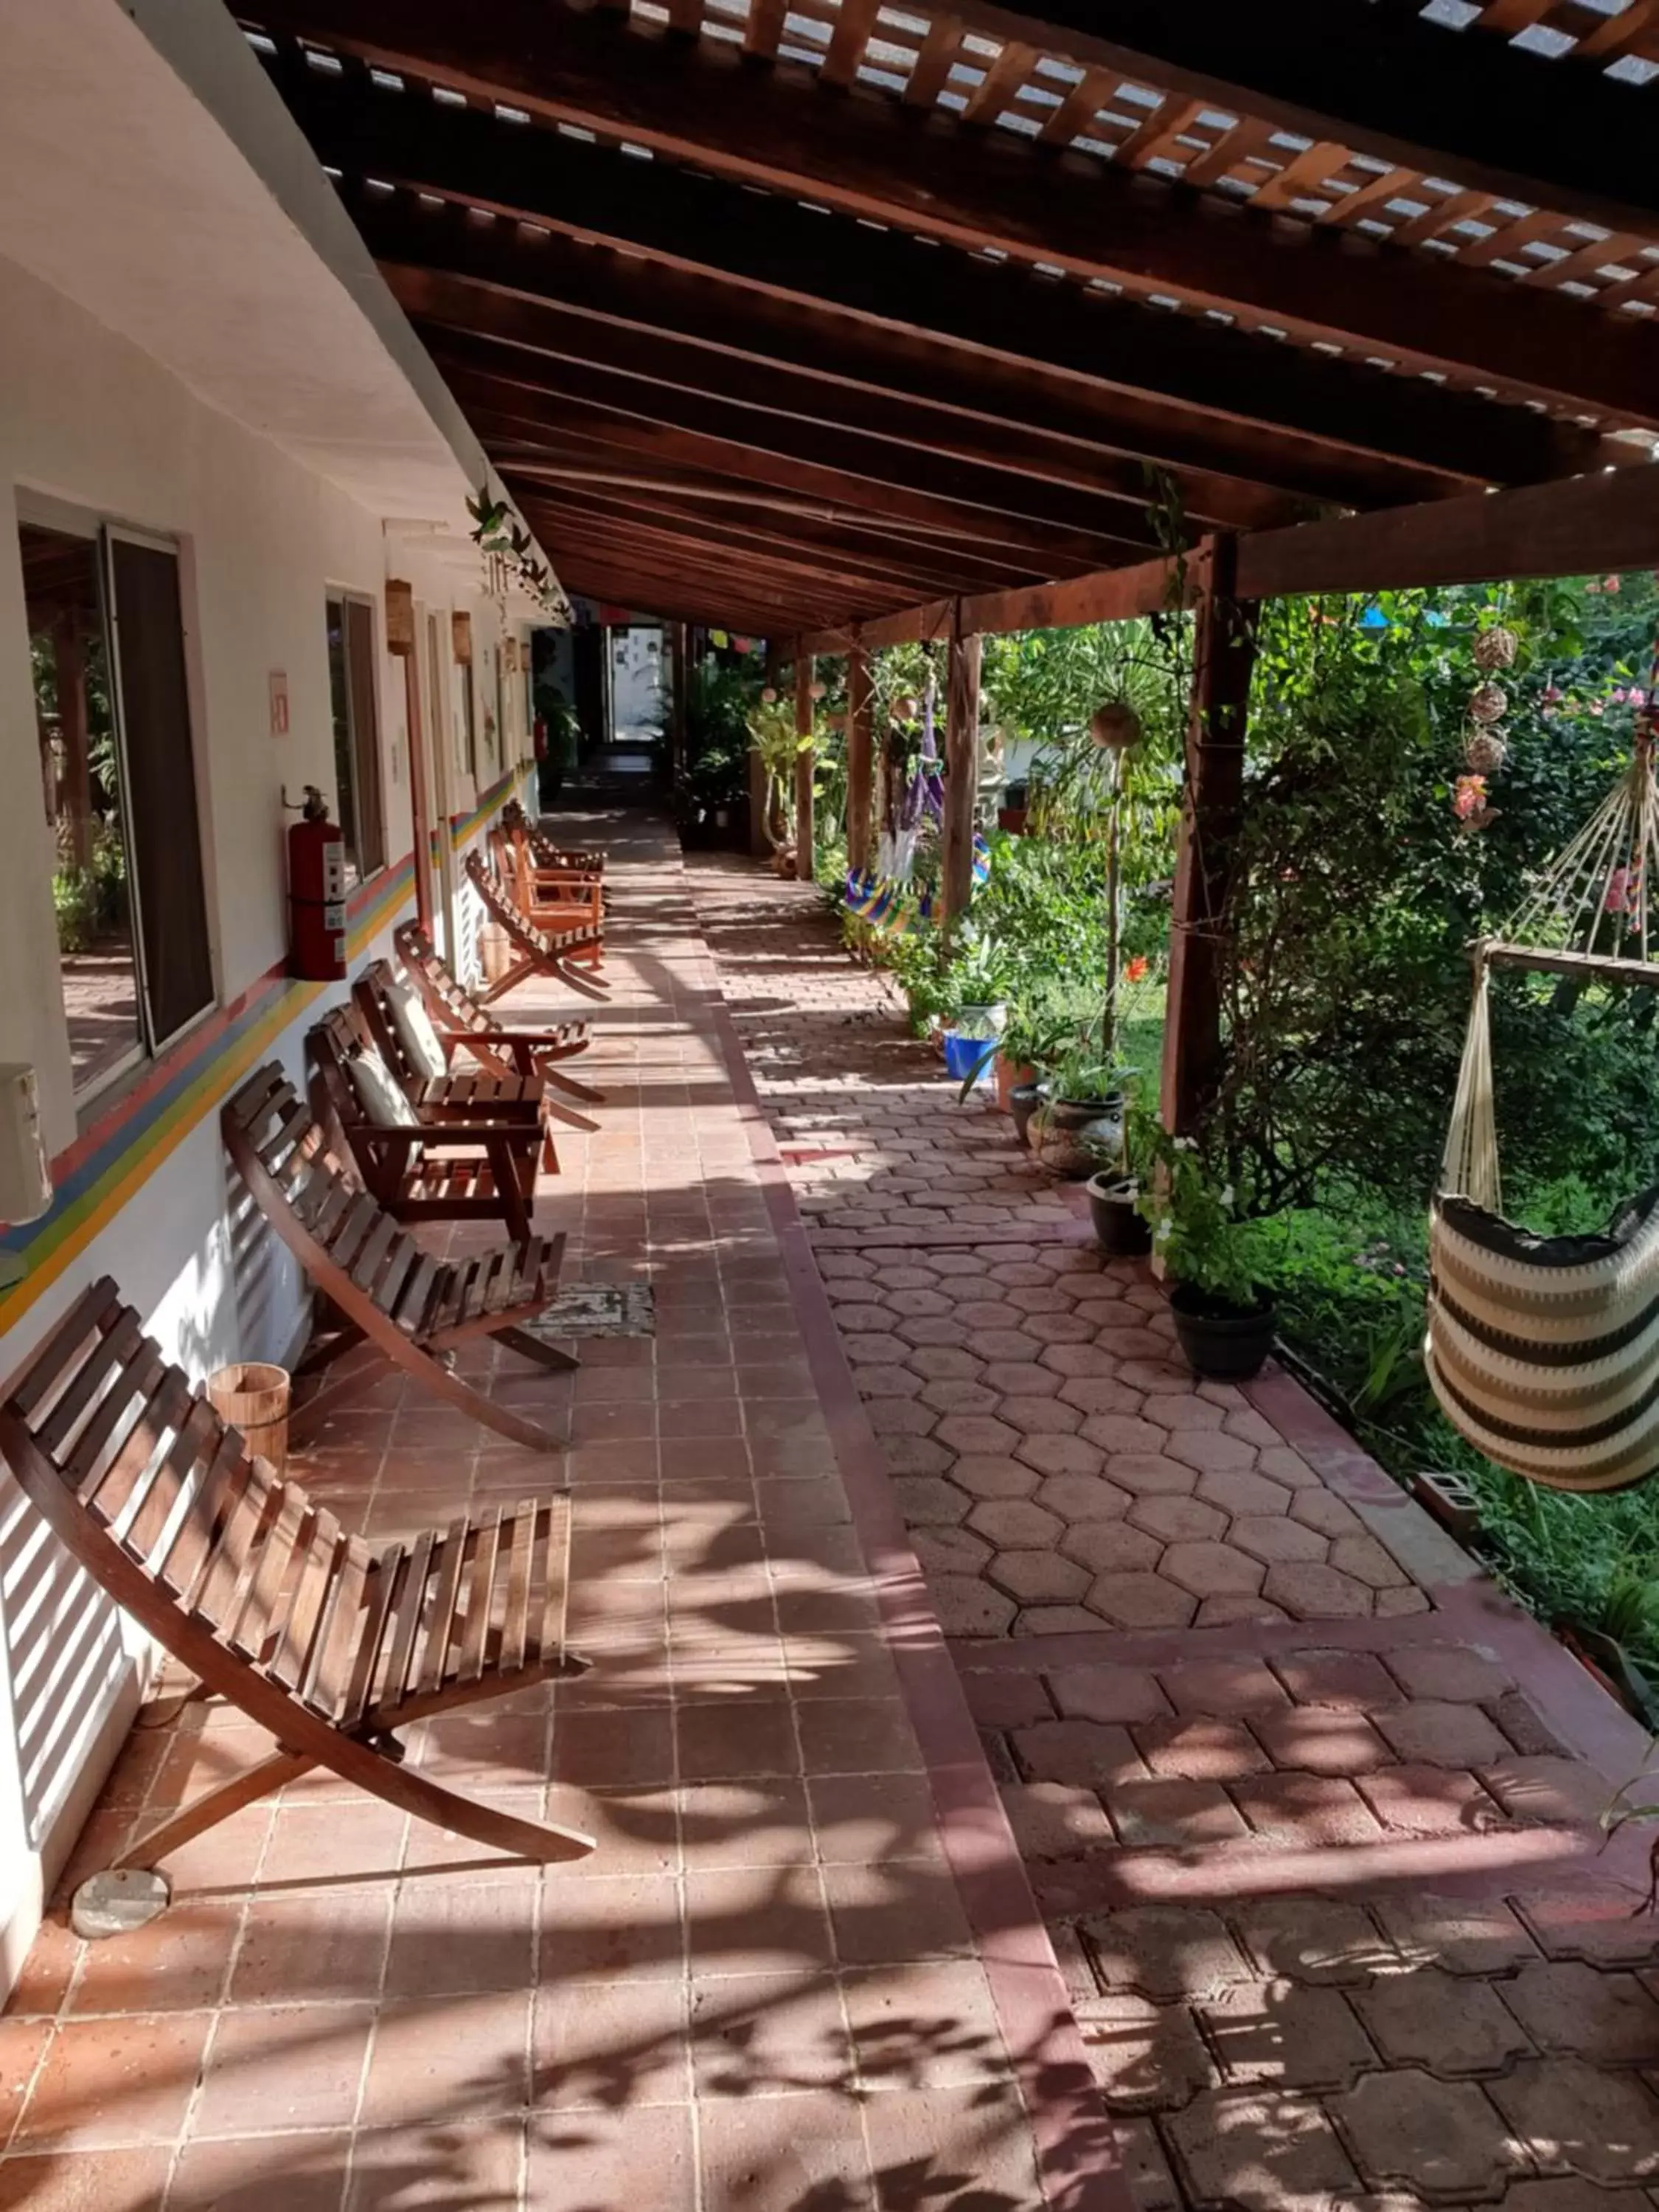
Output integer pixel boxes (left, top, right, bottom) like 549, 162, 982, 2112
310, 1002, 542, 1242
393, 922, 594, 1074
465, 851, 610, 1009
500, 801, 603, 881
224, 1065, 577, 1453
355, 959, 599, 1174
490, 829, 606, 952
0, 1276, 594, 1922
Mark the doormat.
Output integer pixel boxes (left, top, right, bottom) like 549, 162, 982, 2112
523, 1283, 655, 1341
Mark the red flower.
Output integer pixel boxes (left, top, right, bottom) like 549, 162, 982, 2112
1124, 956, 1150, 984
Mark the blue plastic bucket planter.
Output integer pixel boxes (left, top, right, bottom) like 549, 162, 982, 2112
942, 1029, 992, 1085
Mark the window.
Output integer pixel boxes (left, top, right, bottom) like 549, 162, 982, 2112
325, 594, 386, 883
457, 658, 478, 784
21, 519, 214, 1101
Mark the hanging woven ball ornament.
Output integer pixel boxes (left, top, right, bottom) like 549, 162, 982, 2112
1469, 682, 1509, 726
1091, 700, 1142, 750
893, 695, 919, 722
809, 681, 827, 701
1465, 728, 1509, 775
1472, 626, 1520, 673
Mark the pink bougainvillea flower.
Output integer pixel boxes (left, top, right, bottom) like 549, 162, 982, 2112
1605, 576, 1623, 594
1613, 688, 1629, 704
1453, 773, 1489, 821
1632, 689, 1648, 709
1543, 685, 1562, 702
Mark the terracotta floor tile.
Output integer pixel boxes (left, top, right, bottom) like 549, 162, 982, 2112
228, 1885, 393, 2008
549, 1704, 674, 1788
383, 1877, 538, 1998
807, 1772, 948, 1865
532, 1977, 690, 2110
540, 1871, 685, 1985
169, 2132, 349, 2210
676, 1697, 801, 1782
189, 2003, 373, 2136
358, 1989, 532, 2126
689, 1972, 855, 2098
345, 2121, 523, 2211
684, 1865, 835, 1976
843, 1960, 1006, 2092
824, 1862, 975, 1968
797, 1699, 923, 1777
259, 1804, 406, 1887
52, 1902, 232, 2021
15, 2012, 214, 2151
678, 1779, 814, 1868
0, 2147, 175, 2211
696, 2089, 872, 2212
526, 2102, 695, 2211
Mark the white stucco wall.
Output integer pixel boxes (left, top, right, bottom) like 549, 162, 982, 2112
0, 251, 535, 1992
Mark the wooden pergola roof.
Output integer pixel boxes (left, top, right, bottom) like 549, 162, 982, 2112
236, 0, 1659, 637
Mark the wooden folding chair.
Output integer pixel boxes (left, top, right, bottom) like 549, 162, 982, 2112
0, 1276, 594, 1927
309, 1004, 540, 1242
501, 799, 604, 880
465, 851, 609, 1009
490, 829, 605, 956
224, 1064, 578, 1453
354, 960, 599, 1173
393, 923, 603, 1109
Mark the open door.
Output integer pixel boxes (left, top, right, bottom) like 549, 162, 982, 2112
425, 611, 459, 963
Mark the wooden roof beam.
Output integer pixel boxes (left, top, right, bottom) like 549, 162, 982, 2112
240, 1, 1659, 427
931, 0, 1659, 237
419, 323, 1171, 549
260, 49, 1602, 487
358, 200, 1458, 515
451, 389, 1148, 571
388, 261, 1297, 534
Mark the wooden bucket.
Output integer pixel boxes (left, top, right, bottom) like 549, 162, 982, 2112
206, 1362, 291, 1473
479, 920, 511, 985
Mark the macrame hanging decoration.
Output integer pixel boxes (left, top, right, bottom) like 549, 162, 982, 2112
1427, 655, 1659, 1492
1454, 624, 1518, 831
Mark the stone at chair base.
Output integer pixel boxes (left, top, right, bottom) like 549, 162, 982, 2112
71, 1867, 171, 1940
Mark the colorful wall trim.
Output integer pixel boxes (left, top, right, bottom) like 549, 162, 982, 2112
0, 770, 529, 1339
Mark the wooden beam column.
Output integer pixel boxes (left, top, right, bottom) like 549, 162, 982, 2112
1160, 534, 1258, 1137
793, 646, 815, 884
668, 620, 688, 784
941, 604, 981, 929
846, 629, 874, 883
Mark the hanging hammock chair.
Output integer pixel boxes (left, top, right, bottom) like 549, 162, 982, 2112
1427, 724, 1659, 1493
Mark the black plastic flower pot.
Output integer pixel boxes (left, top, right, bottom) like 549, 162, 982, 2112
1169, 1281, 1277, 1381
1009, 1082, 1043, 1150
1085, 1174, 1152, 1257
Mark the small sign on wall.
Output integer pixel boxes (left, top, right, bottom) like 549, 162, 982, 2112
268, 669, 290, 738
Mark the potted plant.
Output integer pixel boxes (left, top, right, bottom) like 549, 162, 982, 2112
1031, 1029, 1127, 1179
940, 929, 1010, 1087
1136, 1133, 1276, 1380
1085, 1096, 1154, 1256
998, 779, 1029, 835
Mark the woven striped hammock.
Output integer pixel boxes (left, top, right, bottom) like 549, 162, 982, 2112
1426, 729, 1659, 1492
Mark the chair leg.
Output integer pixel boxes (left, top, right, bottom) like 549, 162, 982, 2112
112, 1748, 316, 1875
553, 960, 609, 1002
541, 1096, 600, 1135
318, 1735, 595, 1865
543, 1065, 605, 1106
496, 1323, 579, 1374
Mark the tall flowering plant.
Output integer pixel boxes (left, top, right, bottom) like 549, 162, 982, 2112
1135, 1127, 1267, 1311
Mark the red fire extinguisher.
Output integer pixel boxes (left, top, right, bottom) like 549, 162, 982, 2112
285, 785, 347, 981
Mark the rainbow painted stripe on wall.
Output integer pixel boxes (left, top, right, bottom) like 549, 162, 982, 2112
0, 771, 527, 1338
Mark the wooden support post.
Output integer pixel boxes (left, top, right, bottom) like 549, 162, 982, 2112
668, 620, 688, 785
1160, 535, 1257, 1138
793, 646, 815, 883
941, 605, 981, 930
846, 629, 874, 882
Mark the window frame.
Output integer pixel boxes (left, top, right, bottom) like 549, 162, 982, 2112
18, 497, 219, 1110
324, 588, 388, 886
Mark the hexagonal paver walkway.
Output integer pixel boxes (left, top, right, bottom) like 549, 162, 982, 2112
691, 852, 1659, 2212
